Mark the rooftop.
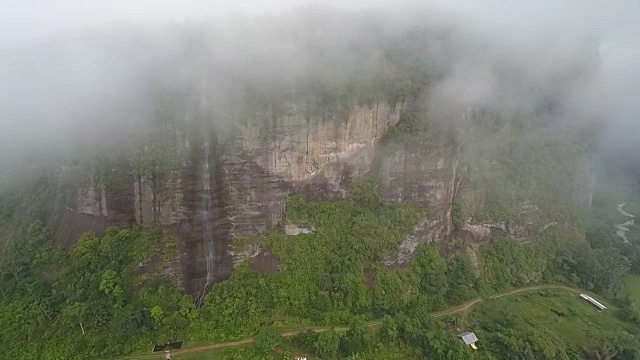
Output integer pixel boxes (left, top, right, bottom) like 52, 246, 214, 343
458, 331, 479, 345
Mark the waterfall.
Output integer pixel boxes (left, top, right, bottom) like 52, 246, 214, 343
195, 140, 215, 306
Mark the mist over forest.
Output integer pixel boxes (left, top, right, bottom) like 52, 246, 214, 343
1, 1, 640, 359
0, 2, 638, 167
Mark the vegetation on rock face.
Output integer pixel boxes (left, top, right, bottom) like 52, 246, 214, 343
195, 183, 427, 340
0, 159, 636, 359
451, 197, 465, 230
3, 171, 640, 359
0, 5, 638, 359
0, 181, 482, 359
459, 109, 593, 228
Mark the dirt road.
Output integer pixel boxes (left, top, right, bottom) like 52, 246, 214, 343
120, 284, 582, 359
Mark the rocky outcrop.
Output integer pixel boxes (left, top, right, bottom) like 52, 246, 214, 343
284, 224, 314, 235
457, 222, 510, 243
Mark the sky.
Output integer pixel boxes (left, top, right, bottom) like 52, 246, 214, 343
3, 1, 638, 63
0, 0, 639, 164
2, 0, 361, 45
2, 0, 637, 40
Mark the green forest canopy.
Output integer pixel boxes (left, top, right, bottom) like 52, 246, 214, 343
1, 177, 640, 359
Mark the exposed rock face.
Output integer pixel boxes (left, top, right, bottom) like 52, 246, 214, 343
48, 101, 405, 295
376, 119, 462, 265
240, 102, 404, 183
457, 222, 509, 243
284, 224, 314, 235
133, 172, 187, 226
44, 99, 597, 292
76, 185, 108, 217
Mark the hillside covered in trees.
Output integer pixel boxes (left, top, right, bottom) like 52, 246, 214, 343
1, 3, 640, 360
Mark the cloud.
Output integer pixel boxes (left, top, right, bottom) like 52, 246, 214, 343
0, 0, 638, 170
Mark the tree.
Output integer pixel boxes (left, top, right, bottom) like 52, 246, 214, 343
60, 302, 89, 335
340, 316, 370, 356
451, 199, 466, 230
421, 323, 474, 360
446, 255, 477, 304
254, 327, 281, 355
150, 305, 164, 323
99, 269, 123, 307
293, 330, 318, 353
314, 328, 341, 359
593, 248, 631, 296
380, 315, 398, 343
412, 245, 448, 308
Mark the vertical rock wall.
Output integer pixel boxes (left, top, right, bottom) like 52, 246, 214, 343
375, 117, 462, 265
48, 101, 406, 295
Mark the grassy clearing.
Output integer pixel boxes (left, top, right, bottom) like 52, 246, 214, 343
467, 289, 634, 352
624, 275, 640, 304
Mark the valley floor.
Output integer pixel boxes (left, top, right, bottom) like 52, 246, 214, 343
120, 284, 592, 360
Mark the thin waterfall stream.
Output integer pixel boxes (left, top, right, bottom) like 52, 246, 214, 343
195, 140, 215, 306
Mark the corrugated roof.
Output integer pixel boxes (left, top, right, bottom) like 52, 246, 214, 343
580, 293, 607, 310
458, 331, 479, 345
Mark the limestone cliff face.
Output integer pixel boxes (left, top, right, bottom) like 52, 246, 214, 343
48, 101, 405, 295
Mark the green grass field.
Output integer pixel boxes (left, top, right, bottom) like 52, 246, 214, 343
466, 289, 635, 352
624, 275, 640, 305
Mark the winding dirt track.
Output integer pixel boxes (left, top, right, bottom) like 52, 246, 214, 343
120, 284, 582, 359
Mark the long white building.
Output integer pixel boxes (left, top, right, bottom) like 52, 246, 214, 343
579, 293, 607, 311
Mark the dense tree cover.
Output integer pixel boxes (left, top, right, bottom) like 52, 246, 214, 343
554, 175, 640, 298
254, 327, 282, 355
459, 108, 593, 228
478, 227, 634, 299
194, 185, 459, 341
0, 224, 190, 359
480, 237, 545, 290
290, 312, 478, 360
445, 255, 478, 304
3, 173, 640, 359
0, 180, 484, 359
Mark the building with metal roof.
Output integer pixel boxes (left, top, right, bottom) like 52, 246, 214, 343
579, 293, 607, 311
458, 331, 479, 350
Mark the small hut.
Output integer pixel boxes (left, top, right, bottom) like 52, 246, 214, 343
458, 331, 479, 350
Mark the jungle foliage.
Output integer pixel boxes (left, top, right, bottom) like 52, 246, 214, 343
1, 176, 640, 359
0, 181, 479, 359
0, 223, 192, 359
